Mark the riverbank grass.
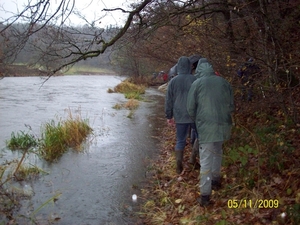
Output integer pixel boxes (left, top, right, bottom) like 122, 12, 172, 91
2, 111, 92, 222
113, 80, 146, 100
110, 79, 145, 118
6, 131, 38, 150
38, 120, 67, 162
6, 111, 93, 162
113, 99, 140, 110
62, 116, 92, 150
14, 164, 45, 181
39, 114, 93, 161
124, 99, 139, 110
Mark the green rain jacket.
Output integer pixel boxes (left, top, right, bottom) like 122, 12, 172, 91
165, 56, 197, 123
187, 59, 234, 143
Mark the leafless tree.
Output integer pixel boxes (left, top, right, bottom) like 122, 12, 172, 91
0, 0, 153, 75
1, 1, 299, 107
0, 0, 299, 123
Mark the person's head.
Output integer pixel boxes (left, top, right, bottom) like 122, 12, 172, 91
195, 58, 215, 79
177, 56, 192, 75
246, 57, 255, 66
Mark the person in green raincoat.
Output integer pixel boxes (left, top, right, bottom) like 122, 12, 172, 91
165, 56, 197, 174
187, 58, 234, 207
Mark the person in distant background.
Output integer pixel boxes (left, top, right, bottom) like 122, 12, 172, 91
162, 71, 168, 82
151, 72, 158, 80
237, 58, 261, 101
165, 56, 197, 174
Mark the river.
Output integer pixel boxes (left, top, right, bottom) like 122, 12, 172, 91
0, 75, 165, 224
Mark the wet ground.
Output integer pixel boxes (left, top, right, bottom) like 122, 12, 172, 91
0, 75, 166, 224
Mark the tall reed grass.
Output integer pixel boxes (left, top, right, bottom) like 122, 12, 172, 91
6, 110, 93, 162
2, 110, 92, 223
38, 120, 67, 162
38, 112, 93, 162
62, 114, 93, 150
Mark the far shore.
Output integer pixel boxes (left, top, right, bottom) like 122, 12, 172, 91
0, 64, 117, 77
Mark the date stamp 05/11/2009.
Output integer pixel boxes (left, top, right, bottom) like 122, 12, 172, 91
227, 199, 279, 209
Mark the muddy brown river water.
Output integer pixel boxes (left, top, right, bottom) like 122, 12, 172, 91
0, 75, 165, 224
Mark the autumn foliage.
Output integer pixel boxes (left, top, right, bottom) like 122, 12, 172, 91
123, 2, 300, 223
117, 0, 300, 125
138, 96, 300, 224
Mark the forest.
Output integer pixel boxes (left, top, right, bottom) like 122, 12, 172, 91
0, 0, 299, 224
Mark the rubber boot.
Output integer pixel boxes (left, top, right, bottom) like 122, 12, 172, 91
212, 179, 221, 191
197, 195, 210, 207
175, 150, 183, 174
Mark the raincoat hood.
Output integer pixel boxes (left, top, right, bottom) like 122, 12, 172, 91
165, 56, 197, 123
195, 58, 215, 79
177, 56, 192, 75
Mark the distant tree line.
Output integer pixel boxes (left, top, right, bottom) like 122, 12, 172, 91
0, 23, 119, 72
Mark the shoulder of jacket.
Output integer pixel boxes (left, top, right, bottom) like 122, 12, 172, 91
192, 78, 203, 86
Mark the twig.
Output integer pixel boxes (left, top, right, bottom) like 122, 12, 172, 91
13, 148, 28, 180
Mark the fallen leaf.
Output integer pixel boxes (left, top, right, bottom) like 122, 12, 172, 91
175, 199, 182, 204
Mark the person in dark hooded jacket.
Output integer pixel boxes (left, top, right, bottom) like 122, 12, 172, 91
165, 56, 197, 174
187, 58, 234, 206
237, 58, 261, 101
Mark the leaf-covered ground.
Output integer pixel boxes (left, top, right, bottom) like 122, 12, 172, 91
137, 92, 300, 225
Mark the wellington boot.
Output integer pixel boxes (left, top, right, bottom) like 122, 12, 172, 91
197, 195, 210, 207
212, 179, 221, 191
175, 150, 184, 174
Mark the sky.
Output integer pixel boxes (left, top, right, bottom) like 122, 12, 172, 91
0, 0, 136, 27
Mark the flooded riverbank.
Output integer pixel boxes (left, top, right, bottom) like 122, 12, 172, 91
0, 75, 165, 224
